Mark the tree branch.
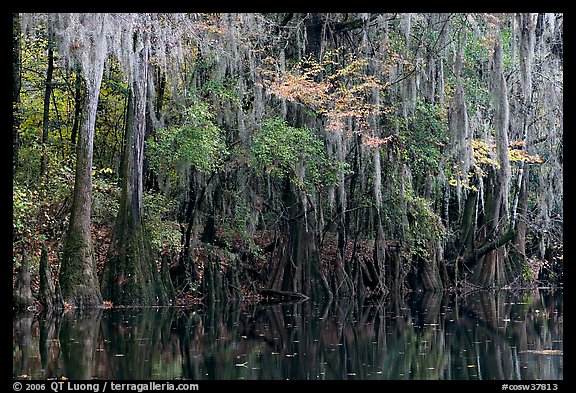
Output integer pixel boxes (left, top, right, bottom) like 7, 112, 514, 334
333, 14, 383, 33
463, 227, 516, 265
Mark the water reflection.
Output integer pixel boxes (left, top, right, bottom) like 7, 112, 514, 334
13, 289, 562, 380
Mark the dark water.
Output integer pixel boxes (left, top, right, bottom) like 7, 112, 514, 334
13, 289, 562, 380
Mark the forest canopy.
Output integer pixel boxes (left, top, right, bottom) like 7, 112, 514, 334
13, 13, 563, 311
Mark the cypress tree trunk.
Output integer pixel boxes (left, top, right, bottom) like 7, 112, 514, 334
266, 174, 321, 299
468, 33, 514, 288
330, 128, 352, 298
55, 14, 121, 310
269, 176, 297, 292
39, 243, 64, 312
59, 55, 104, 310
261, 15, 327, 300
101, 33, 170, 306
373, 210, 387, 292
144, 64, 164, 192
39, 44, 54, 179
13, 252, 34, 312
459, 188, 478, 255
418, 249, 444, 291
509, 13, 537, 280
513, 166, 529, 259
468, 169, 516, 287
178, 167, 200, 285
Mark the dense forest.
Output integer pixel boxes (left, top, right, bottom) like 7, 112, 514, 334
13, 13, 563, 313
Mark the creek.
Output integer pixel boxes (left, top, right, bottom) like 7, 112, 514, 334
13, 289, 562, 380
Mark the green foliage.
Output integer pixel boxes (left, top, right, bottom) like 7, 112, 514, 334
13, 164, 76, 270
94, 64, 128, 170
521, 260, 533, 282
251, 117, 350, 191
230, 193, 252, 238
92, 170, 121, 224
203, 76, 241, 107
397, 100, 448, 192
17, 31, 86, 181
147, 98, 227, 176
458, 36, 492, 120
144, 192, 181, 253
13, 183, 41, 247
14, 13, 563, 297
405, 189, 446, 260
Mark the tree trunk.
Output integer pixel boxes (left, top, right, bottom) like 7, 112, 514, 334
266, 175, 322, 300
101, 35, 170, 306
458, 187, 478, 255
59, 59, 104, 310
70, 71, 82, 146
418, 252, 444, 291
144, 64, 164, 192
178, 167, 200, 283
13, 252, 34, 312
304, 13, 324, 59
373, 210, 388, 293
508, 13, 536, 281
513, 166, 529, 258
270, 176, 297, 292
40, 44, 54, 179
39, 243, 63, 312
468, 33, 515, 288
468, 167, 513, 287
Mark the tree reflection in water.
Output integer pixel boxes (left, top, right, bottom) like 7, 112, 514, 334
13, 289, 562, 380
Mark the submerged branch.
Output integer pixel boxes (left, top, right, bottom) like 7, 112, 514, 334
259, 288, 309, 303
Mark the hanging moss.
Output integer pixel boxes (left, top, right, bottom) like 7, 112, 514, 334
18, 13, 562, 304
